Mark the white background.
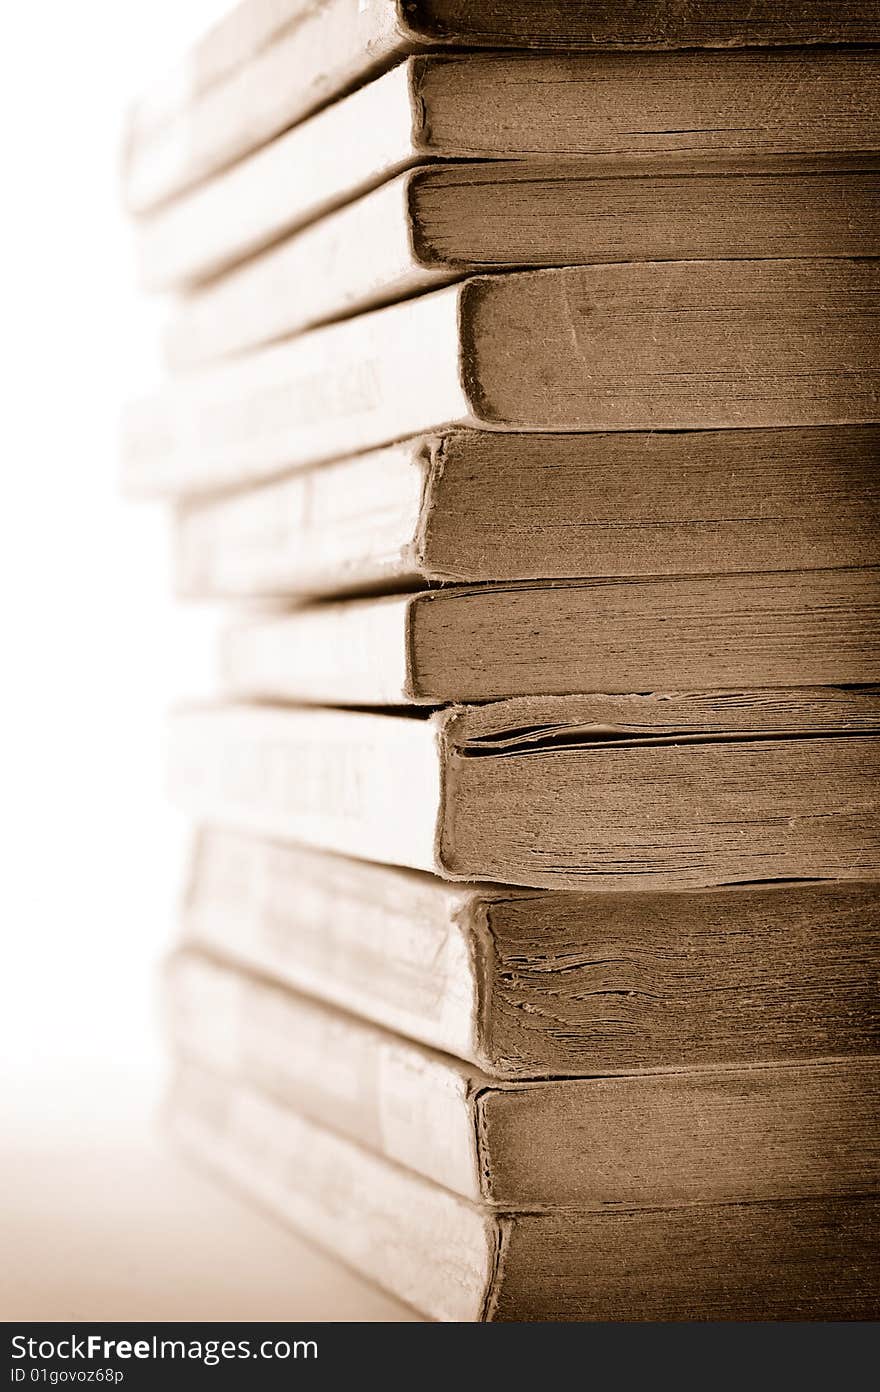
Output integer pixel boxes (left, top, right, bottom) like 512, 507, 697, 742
1, 1, 229, 1126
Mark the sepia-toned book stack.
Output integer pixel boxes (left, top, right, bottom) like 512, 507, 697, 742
122, 0, 880, 1321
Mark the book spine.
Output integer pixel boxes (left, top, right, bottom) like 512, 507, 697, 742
163, 173, 442, 360
173, 440, 429, 593
141, 64, 420, 298
219, 596, 418, 706
125, 0, 412, 212
126, 0, 309, 143
167, 953, 485, 1200
182, 828, 483, 1061
169, 1063, 496, 1321
168, 706, 443, 875
122, 285, 467, 495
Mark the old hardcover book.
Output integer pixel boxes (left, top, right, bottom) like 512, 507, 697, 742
124, 16, 880, 212
183, 829, 880, 1076
217, 569, 880, 705
172, 427, 880, 595
161, 163, 880, 362
133, 50, 880, 286
170, 1062, 880, 1321
122, 260, 880, 496
167, 949, 880, 1207
167, 689, 880, 890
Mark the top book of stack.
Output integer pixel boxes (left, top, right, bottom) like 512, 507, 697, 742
120, 4, 880, 499
122, 0, 880, 213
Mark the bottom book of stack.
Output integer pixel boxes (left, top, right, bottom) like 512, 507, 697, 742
164, 833, 880, 1322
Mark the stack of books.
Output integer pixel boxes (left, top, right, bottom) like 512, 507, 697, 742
122, 0, 880, 1320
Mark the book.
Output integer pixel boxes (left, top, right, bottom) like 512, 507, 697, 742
161, 163, 880, 364
168, 949, 880, 1208
183, 829, 880, 1076
134, 44, 880, 290
124, 14, 880, 212
121, 259, 880, 496
172, 426, 880, 595
170, 1062, 880, 1321
167, 689, 880, 890
126, 0, 880, 149
217, 569, 880, 705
